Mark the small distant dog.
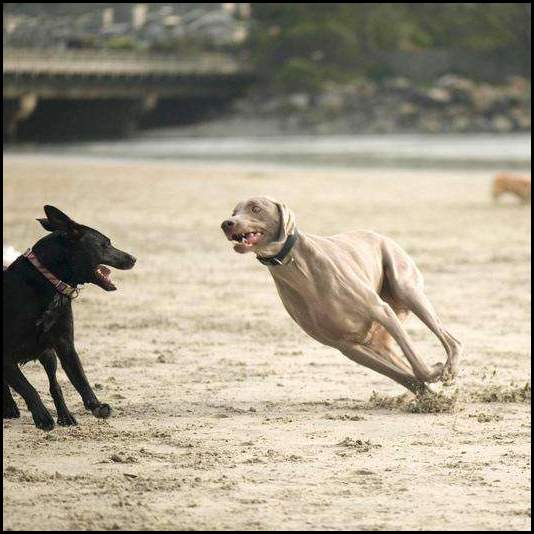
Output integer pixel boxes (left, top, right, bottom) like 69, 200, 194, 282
492, 173, 531, 203
3, 206, 136, 430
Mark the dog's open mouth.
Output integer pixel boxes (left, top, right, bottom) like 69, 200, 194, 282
94, 265, 116, 291
229, 231, 263, 251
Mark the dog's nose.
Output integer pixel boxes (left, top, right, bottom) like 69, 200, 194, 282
221, 220, 234, 231
129, 255, 137, 266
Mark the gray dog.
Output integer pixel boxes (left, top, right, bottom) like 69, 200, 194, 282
221, 197, 461, 395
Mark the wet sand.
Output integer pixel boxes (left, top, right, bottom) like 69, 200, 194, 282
3, 155, 531, 530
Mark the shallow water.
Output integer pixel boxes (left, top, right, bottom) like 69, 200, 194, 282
6, 131, 532, 170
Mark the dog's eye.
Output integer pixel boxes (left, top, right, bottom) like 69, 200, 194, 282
251, 206, 261, 214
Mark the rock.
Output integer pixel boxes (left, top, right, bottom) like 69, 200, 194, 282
384, 77, 411, 90
353, 80, 377, 97
418, 114, 442, 133
317, 92, 345, 113
436, 74, 476, 92
450, 115, 471, 132
491, 115, 514, 133
510, 108, 531, 130
245, 74, 530, 135
287, 93, 310, 110
507, 76, 530, 96
471, 84, 499, 112
436, 74, 476, 104
397, 103, 418, 128
258, 97, 283, 114
426, 87, 451, 104
473, 116, 493, 132
398, 102, 417, 116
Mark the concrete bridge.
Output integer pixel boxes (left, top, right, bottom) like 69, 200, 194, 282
3, 48, 255, 140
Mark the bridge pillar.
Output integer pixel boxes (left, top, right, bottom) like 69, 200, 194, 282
3, 93, 38, 141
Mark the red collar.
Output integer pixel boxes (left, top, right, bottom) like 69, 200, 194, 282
23, 249, 79, 299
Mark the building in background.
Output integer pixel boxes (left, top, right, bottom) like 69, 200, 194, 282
3, 3, 251, 50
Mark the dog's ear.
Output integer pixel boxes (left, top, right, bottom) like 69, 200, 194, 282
38, 205, 82, 237
274, 200, 296, 243
255, 198, 296, 257
37, 218, 57, 232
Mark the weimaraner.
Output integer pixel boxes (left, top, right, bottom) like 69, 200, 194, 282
221, 197, 462, 395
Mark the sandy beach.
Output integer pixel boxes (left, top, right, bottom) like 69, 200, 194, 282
3, 154, 531, 531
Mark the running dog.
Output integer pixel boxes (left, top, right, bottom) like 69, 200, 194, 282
3, 206, 136, 430
221, 197, 461, 395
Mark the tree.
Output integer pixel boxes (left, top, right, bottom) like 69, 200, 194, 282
246, 3, 532, 91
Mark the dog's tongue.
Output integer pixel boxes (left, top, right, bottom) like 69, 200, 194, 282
231, 231, 263, 253
97, 265, 110, 278
244, 232, 262, 245
95, 265, 116, 290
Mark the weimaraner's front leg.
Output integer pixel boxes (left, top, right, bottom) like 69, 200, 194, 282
338, 342, 429, 395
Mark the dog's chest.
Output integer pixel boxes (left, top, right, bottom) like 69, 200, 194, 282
273, 272, 374, 345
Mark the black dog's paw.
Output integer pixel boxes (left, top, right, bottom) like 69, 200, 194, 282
57, 412, 78, 426
33, 410, 55, 431
91, 403, 111, 419
3, 405, 21, 419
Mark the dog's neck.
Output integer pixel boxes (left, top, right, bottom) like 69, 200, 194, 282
9, 255, 64, 303
29, 234, 79, 288
262, 232, 311, 281
257, 231, 299, 267
23, 249, 79, 298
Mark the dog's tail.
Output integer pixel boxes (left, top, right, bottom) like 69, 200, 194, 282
3, 245, 21, 270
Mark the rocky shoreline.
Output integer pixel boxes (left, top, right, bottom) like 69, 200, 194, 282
235, 75, 531, 135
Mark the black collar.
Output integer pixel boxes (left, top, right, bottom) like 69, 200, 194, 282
257, 231, 299, 266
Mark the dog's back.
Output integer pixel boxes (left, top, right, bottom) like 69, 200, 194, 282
492, 173, 531, 203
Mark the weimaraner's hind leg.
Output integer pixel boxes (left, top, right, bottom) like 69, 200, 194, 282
382, 242, 462, 380
369, 301, 445, 383
339, 342, 431, 395
395, 289, 461, 380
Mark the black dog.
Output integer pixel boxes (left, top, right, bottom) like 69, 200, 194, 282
3, 205, 136, 430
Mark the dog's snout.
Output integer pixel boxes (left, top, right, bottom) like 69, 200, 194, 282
221, 219, 234, 231
114, 252, 136, 270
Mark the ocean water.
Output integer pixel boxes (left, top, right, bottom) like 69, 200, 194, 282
6, 132, 531, 170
